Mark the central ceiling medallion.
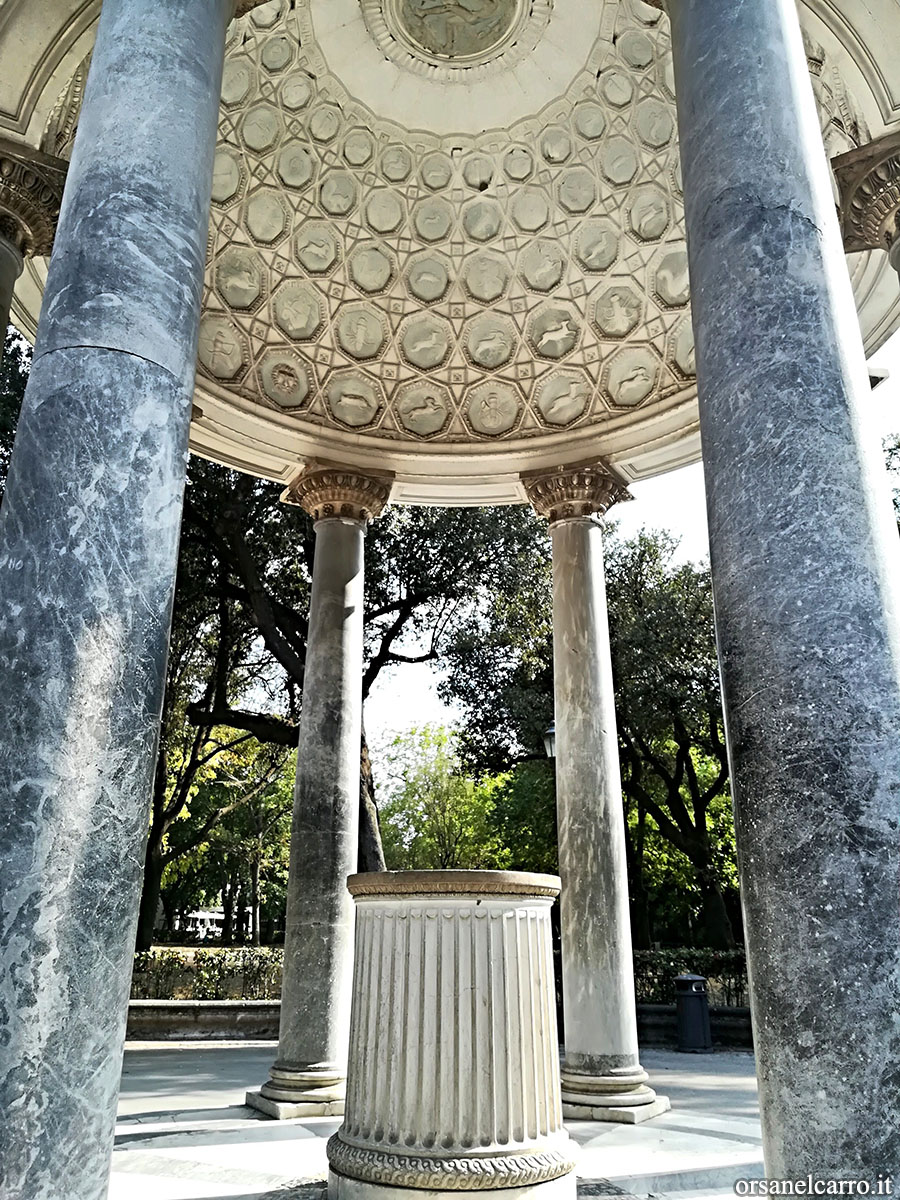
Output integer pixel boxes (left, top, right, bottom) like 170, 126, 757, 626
389, 0, 525, 64
361, 0, 551, 76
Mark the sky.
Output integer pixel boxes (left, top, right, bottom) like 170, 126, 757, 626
366, 324, 900, 750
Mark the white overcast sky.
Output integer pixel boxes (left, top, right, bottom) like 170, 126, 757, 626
366, 327, 900, 750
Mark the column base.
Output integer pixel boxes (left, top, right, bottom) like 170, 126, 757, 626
329, 1170, 577, 1200
247, 1063, 346, 1119
559, 1064, 669, 1123
561, 1096, 670, 1124
245, 1088, 345, 1119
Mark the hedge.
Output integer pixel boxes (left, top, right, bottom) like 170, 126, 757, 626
633, 948, 748, 1006
132, 945, 748, 1006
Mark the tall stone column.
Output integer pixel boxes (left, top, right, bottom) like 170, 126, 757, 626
0, 3, 266, 1198
248, 463, 392, 1120
523, 464, 668, 1125
662, 0, 900, 1175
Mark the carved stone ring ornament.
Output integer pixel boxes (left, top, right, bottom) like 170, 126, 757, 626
281, 461, 394, 523
522, 461, 633, 524
326, 1135, 576, 1190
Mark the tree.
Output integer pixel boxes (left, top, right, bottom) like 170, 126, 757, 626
378, 726, 511, 870
0, 329, 30, 506
441, 525, 739, 948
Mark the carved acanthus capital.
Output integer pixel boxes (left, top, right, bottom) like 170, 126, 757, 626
522, 460, 632, 524
0, 138, 67, 258
833, 132, 900, 267
281, 461, 394, 523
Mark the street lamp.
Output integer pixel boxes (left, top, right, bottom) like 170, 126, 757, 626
543, 722, 556, 759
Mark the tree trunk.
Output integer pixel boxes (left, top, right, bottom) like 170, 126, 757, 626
624, 798, 653, 949
234, 871, 247, 943
698, 870, 735, 949
358, 724, 386, 872
222, 867, 235, 944
135, 841, 165, 953
250, 857, 260, 946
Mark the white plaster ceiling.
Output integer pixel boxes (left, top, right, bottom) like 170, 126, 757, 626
3, 0, 900, 503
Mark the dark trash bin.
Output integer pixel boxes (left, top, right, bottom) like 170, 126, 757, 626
675, 973, 713, 1053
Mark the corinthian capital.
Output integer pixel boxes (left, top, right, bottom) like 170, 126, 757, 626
833, 132, 900, 270
281, 461, 394, 523
522, 460, 632, 524
0, 137, 67, 257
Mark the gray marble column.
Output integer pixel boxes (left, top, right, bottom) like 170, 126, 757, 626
524, 466, 668, 1124
0, 2, 240, 1197
247, 465, 392, 1120
666, 0, 900, 1176
0, 232, 23, 335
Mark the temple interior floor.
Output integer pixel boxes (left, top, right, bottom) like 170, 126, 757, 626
112, 1044, 762, 1200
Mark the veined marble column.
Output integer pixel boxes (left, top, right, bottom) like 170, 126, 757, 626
663, 0, 900, 1175
523, 464, 668, 1125
248, 464, 392, 1120
0, 3, 266, 1197
328, 871, 576, 1200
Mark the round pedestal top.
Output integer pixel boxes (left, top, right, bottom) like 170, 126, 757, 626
347, 869, 561, 898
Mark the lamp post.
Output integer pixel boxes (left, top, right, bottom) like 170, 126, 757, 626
544, 722, 556, 760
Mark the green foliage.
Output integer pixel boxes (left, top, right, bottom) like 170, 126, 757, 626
129, 944, 749, 1007
632, 948, 748, 1006
486, 760, 558, 874
0, 328, 30, 505
131, 947, 284, 1000
379, 725, 511, 870
441, 525, 739, 948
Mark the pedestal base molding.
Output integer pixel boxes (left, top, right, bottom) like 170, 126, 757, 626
329, 1171, 576, 1200
327, 1137, 575, 1191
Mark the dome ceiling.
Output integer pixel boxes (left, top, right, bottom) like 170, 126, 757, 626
8, 0, 900, 501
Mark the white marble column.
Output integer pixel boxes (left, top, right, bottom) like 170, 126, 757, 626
524, 465, 668, 1124
663, 0, 900, 1176
0, 2, 266, 1197
328, 871, 576, 1200
248, 464, 392, 1119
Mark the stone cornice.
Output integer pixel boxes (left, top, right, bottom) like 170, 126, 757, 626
280, 460, 394, 523
0, 137, 67, 257
833, 131, 900, 259
347, 870, 561, 899
521, 460, 632, 524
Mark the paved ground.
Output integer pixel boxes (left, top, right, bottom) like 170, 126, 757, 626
112, 1043, 762, 1200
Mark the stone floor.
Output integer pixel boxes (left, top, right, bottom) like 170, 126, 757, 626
112, 1043, 763, 1200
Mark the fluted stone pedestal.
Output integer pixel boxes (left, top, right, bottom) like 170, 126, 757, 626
327, 871, 576, 1200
